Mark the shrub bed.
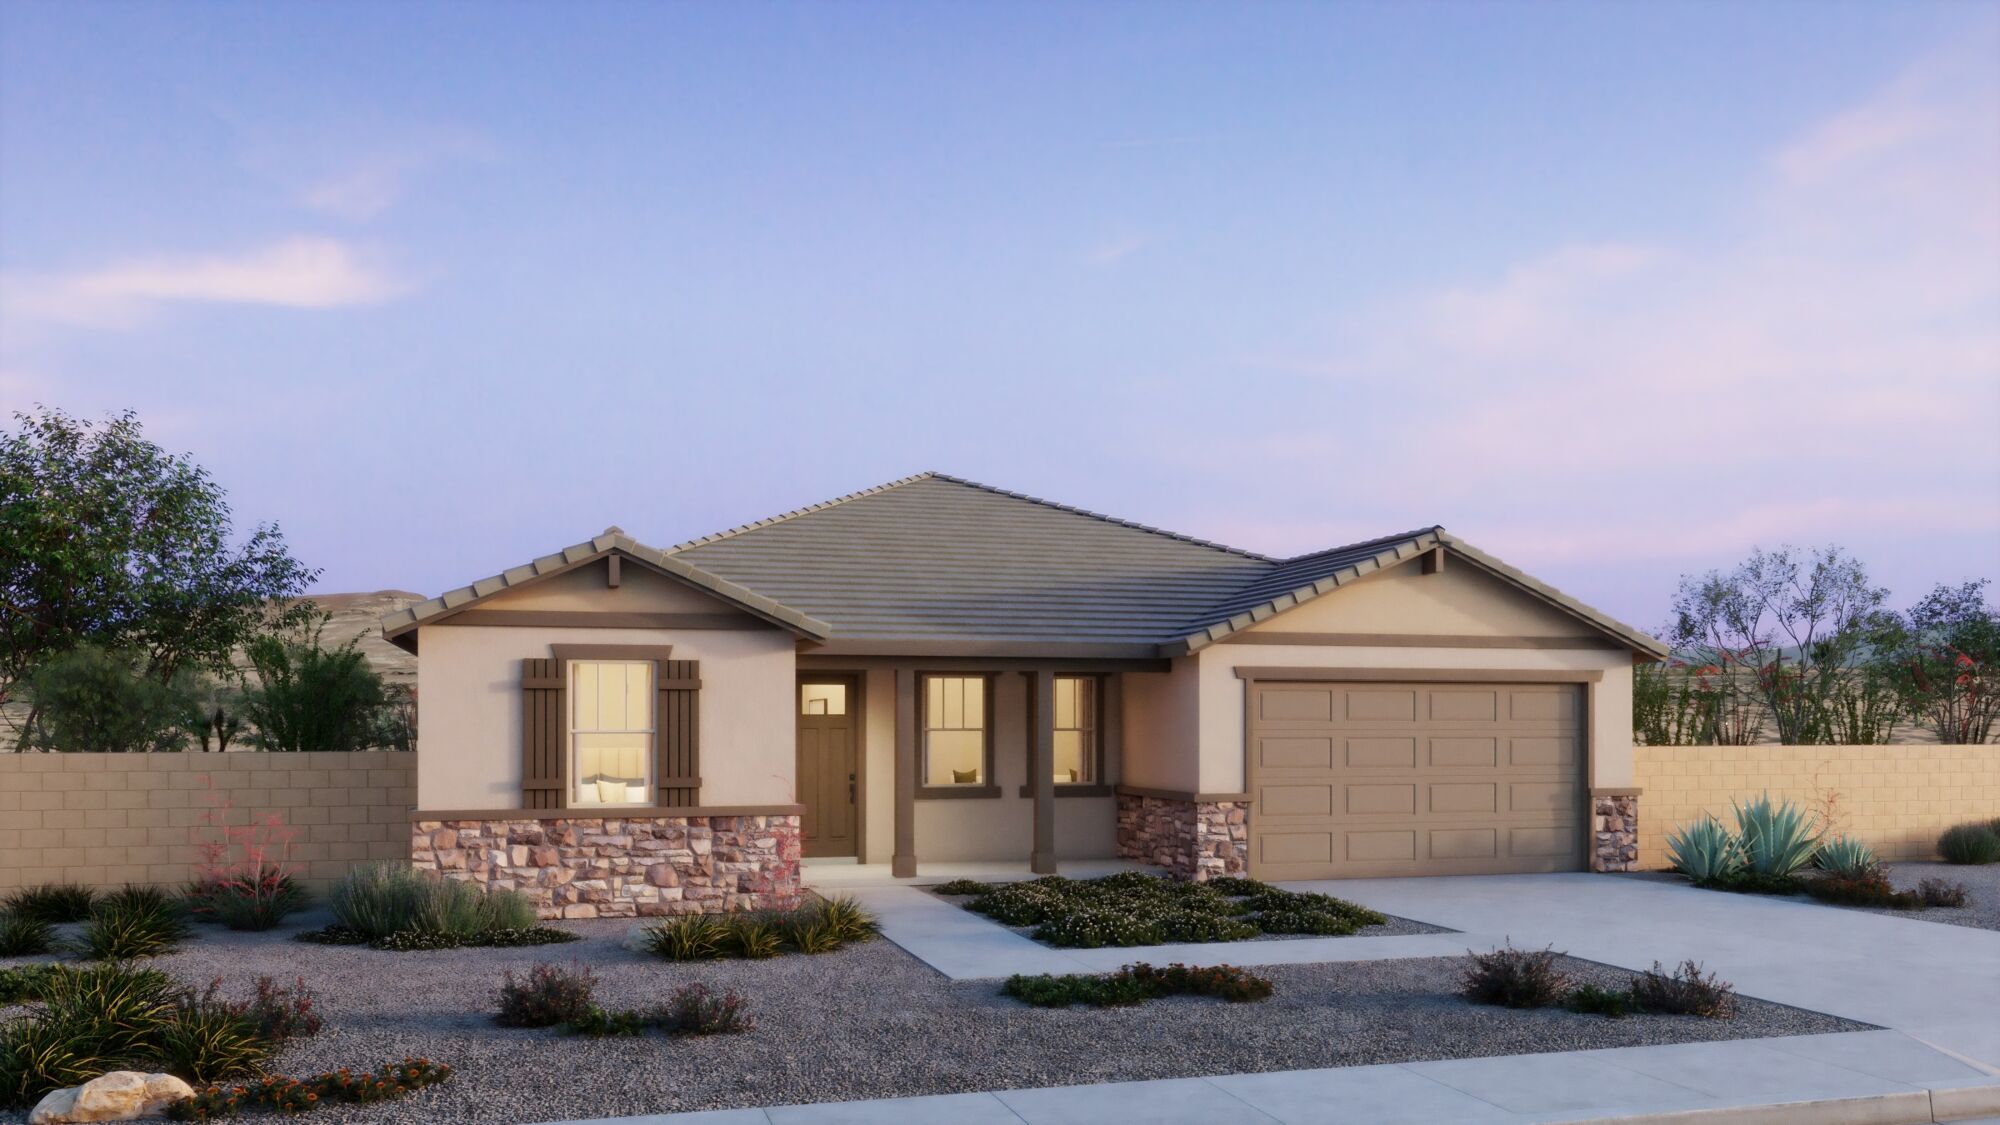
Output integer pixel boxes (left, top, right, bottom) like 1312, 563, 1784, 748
638, 896, 877, 962
1459, 945, 1736, 1021
1000, 962, 1273, 1008
962, 874, 1386, 948
165, 1058, 454, 1121
291, 862, 578, 951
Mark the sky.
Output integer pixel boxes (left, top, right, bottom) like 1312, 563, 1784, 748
3, 1, 1996, 631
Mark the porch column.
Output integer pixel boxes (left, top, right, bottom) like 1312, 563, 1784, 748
893, 668, 918, 878
1030, 668, 1057, 874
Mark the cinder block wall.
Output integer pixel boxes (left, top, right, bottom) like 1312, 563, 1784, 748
0, 752, 416, 891
1635, 745, 2000, 867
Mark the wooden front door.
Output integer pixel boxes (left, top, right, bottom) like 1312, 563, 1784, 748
796, 675, 858, 858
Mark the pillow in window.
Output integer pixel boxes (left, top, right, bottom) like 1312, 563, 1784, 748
1066, 769, 1079, 782
952, 768, 979, 785
626, 783, 649, 804
596, 779, 624, 805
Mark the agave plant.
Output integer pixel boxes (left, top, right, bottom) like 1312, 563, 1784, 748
1665, 816, 1741, 884
1732, 795, 1820, 876
1814, 835, 1879, 880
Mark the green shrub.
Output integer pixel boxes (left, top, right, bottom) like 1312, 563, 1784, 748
290, 924, 367, 946
1938, 822, 2000, 865
1253, 909, 1358, 936
1630, 960, 1735, 1019
0, 1016, 118, 1109
3, 883, 98, 924
0, 963, 69, 1004
1565, 984, 1633, 1018
813, 895, 879, 945
477, 926, 580, 948
1732, 795, 1820, 876
658, 983, 754, 1035
1807, 873, 1922, 909
19, 644, 201, 754
780, 915, 844, 954
724, 916, 784, 960
329, 862, 536, 942
494, 962, 598, 1028
1460, 944, 1571, 1009
241, 626, 390, 753
239, 976, 321, 1043
929, 879, 994, 896
1032, 909, 1162, 949
1918, 877, 1968, 907
157, 1002, 272, 1084
1203, 876, 1272, 897
187, 867, 309, 932
0, 914, 55, 957
83, 886, 192, 959
565, 1005, 649, 1037
1000, 962, 1272, 1008
1703, 869, 1808, 896
1154, 910, 1260, 944
37, 961, 178, 1064
1814, 836, 1879, 880
164, 1058, 453, 1121
1666, 816, 1742, 883
644, 916, 729, 961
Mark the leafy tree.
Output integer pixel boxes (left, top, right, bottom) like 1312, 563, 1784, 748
1870, 581, 1999, 744
19, 644, 201, 753
1, 407, 319, 737
242, 619, 388, 752
1669, 545, 1893, 745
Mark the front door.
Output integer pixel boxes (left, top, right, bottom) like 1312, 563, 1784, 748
796, 675, 858, 857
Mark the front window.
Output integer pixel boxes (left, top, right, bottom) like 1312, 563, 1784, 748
1053, 676, 1098, 784
571, 660, 653, 806
923, 675, 987, 786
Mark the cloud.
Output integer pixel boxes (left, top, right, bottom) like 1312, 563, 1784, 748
1169, 33, 2000, 582
3, 237, 411, 327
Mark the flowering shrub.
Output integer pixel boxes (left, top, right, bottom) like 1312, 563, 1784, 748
186, 781, 308, 932
494, 962, 598, 1028
1001, 962, 1273, 1008
970, 873, 1384, 948
658, 983, 754, 1035
164, 1058, 454, 1120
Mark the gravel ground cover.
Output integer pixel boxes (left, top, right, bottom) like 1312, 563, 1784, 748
0, 912, 1864, 1125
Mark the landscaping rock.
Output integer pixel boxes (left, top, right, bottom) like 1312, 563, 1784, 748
28, 1072, 193, 1124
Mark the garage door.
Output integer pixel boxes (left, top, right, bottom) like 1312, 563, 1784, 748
1247, 681, 1586, 879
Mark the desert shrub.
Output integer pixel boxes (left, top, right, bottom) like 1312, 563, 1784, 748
1813, 836, 1879, 880
721, 916, 784, 960
1732, 796, 1821, 877
239, 977, 321, 1043
0, 914, 55, 957
19, 644, 201, 753
1808, 873, 1922, 909
290, 924, 367, 946
84, 886, 192, 960
1001, 962, 1272, 1008
165, 1058, 453, 1120
813, 895, 879, 945
0, 1017, 118, 1109
187, 866, 309, 932
479, 926, 580, 948
658, 983, 754, 1035
565, 1005, 649, 1037
3, 883, 97, 925
968, 883, 1071, 926
1254, 909, 1359, 936
1917, 877, 1968, 907
1033, 909, 1162, 949
1203, 876, 1272, 897
494, 962, 597, 1028
1938, 822, 2000, 865
328, 862, 539, 946
1154, 910, 1260, 944
779, 915, 844, 954
1460, 944, 1571, 1009
1704, 870, 1809, 897
1666, 815, 1741, 884
1630, 960, 1735, 1019
240, 625, 389, 753
0, 963, 70, 1004
1243, 889, 1385, 927
156, 1002, 272, 1084
929, 879, 995, 896
1565, 984, 1633, 1018
644, 916, 729, 961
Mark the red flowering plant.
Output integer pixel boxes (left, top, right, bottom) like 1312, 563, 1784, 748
185, 776, 310, 931
1870, 581, 2000, 745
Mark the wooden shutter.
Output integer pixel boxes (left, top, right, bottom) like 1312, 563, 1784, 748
522, 658, 567, 809
656, 659, 701, 807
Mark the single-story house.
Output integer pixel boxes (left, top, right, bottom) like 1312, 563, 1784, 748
384, 473, 1667, 917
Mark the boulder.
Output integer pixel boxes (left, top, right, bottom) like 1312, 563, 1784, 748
29, 1072, 195, 1124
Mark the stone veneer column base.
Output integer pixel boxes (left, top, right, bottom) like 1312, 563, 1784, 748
1591, 793, 1639, 872
1115, 793, 1249, 882
410, 814, 802, 919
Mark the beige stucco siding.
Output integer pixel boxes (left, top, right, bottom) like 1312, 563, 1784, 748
1240, 562, 1593, 638
1120, 657, 1201, 793
416, 623, 796, 811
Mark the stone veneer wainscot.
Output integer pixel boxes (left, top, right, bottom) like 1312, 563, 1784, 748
410, 813, 802, 919
1591, 793, 1639, 873
1115, 791, 1248, 881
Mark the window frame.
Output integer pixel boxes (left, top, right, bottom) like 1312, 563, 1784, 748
1051, 673, 1103, 788
566, 658, 656, 809
915, 672, 1000, 799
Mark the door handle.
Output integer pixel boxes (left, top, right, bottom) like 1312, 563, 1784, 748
848, 772, 856, 803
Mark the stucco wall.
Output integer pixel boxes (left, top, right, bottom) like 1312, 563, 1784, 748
0, 751, 414, 891
416, 623, 796, 810
1121, 657, 1201, 793
1635, 744, 2000, 866
1240, 562, 1592, 638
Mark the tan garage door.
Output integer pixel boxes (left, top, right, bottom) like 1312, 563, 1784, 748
1247, 681, 1586, 879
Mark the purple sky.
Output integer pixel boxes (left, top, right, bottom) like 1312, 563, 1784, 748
3, 2, 1996, 631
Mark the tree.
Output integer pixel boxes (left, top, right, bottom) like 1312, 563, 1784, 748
19, 644, 202, 753
241, 619, 389, 752
1669, 545, 1893, 745
1870, 581, 1999, 744
0, 407, 318, 737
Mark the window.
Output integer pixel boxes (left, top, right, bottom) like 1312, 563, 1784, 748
570, 660, 653, 807
800, 682, 847, 716
922, 675, 988, 786
1053, 676, 1098, 784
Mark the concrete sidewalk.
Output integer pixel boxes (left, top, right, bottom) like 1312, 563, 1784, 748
543, 1029, 2000, 1124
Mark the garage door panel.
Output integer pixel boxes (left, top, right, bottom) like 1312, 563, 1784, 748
1249, 680, 1586, 879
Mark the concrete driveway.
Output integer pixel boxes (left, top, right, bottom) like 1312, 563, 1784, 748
1288, 872, 2000, 1072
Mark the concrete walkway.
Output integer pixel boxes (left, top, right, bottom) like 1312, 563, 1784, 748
545, 1030, 2000, 1124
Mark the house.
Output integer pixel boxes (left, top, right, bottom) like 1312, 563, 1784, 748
383, 473, 1667, 917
